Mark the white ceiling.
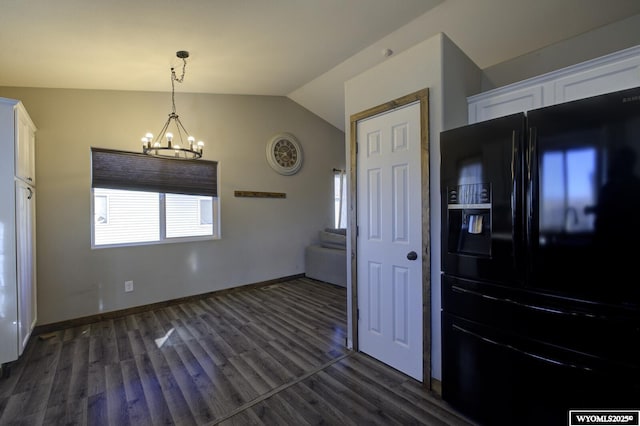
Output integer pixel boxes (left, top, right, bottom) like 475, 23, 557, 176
2, 0, 640, 131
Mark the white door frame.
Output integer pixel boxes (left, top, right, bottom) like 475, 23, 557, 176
349, 88, 431, 386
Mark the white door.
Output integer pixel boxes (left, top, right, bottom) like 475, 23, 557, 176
16, 180, 36, 354
356, 101, 423, 380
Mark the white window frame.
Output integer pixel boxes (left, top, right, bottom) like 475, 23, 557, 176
91, 188, 221, 249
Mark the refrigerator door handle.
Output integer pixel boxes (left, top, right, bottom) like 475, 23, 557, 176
511, 131, 518, 272
452, 323, 593, 372
526, 127, 537, 255
451, 284, 598, 319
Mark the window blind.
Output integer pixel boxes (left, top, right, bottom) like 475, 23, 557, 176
91, 147, 218, 197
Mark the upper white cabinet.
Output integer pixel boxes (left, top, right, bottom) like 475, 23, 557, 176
0, 97, 37, 367
468, 45, 640, 123
468, 85, 545, 123
15, 101, 36, 185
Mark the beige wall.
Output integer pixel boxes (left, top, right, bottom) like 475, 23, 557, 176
0, 87, 345, 325
481, 14, 640, 92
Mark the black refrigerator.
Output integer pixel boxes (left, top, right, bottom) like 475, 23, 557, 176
440, 86, 640, 425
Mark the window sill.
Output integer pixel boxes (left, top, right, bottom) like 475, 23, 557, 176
91, 234, 220, 250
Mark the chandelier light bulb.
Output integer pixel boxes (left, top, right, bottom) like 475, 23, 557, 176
145, 132, 153, 139
166, 132, 173, 142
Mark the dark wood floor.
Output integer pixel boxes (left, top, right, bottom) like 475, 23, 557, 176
0, 277, 474, 425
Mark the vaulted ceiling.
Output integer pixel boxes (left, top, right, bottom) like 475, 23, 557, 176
2, 0, 639, 130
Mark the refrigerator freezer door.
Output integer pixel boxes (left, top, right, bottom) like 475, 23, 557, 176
442, 274, 640, 367
442, 311, 640, 426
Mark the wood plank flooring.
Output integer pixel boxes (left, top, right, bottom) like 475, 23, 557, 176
0, 277, 474, 425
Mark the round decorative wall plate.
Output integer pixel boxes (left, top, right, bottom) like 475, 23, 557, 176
266, 132, 303, 175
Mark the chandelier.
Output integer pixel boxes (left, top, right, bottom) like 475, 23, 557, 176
141, 50, 204, 159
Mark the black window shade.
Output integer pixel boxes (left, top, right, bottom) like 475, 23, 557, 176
91, 147, 218, 197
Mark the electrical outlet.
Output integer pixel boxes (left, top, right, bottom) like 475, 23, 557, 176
125, 280, 134, 292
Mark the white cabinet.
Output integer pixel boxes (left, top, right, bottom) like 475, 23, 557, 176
15, 103, 36, 185
0, 97, 37, 366
468, 45, 640, 123
468, 85, 545, 123
15, 180, 37, 353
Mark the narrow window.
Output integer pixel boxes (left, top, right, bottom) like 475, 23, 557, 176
334, 169, 347, 229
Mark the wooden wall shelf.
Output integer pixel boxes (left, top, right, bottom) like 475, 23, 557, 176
234, 190, 286, 198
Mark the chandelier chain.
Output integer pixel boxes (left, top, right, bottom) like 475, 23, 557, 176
170, 57, 187, 115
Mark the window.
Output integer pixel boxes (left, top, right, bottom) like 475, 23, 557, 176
93, 189, 160, 245
199, 198, 213, 225
334, 169, 347, 228
91, 148, 219, 248
166, 193, 216, 238
94, 194, 109, 224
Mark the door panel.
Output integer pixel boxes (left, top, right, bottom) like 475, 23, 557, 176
367, 168, 381, 239
392, 164, 409, 242
357, 101, 422, 380
366, 261, 382, 333
392, 265, 409, 345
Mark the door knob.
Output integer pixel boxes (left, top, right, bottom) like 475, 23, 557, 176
407, 251, 418, 261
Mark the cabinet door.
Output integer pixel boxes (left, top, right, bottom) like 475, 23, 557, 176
15, 180, 36, 354
15, 104, 36, 185
468, 85, 544, 124
552, 53, 640, 104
